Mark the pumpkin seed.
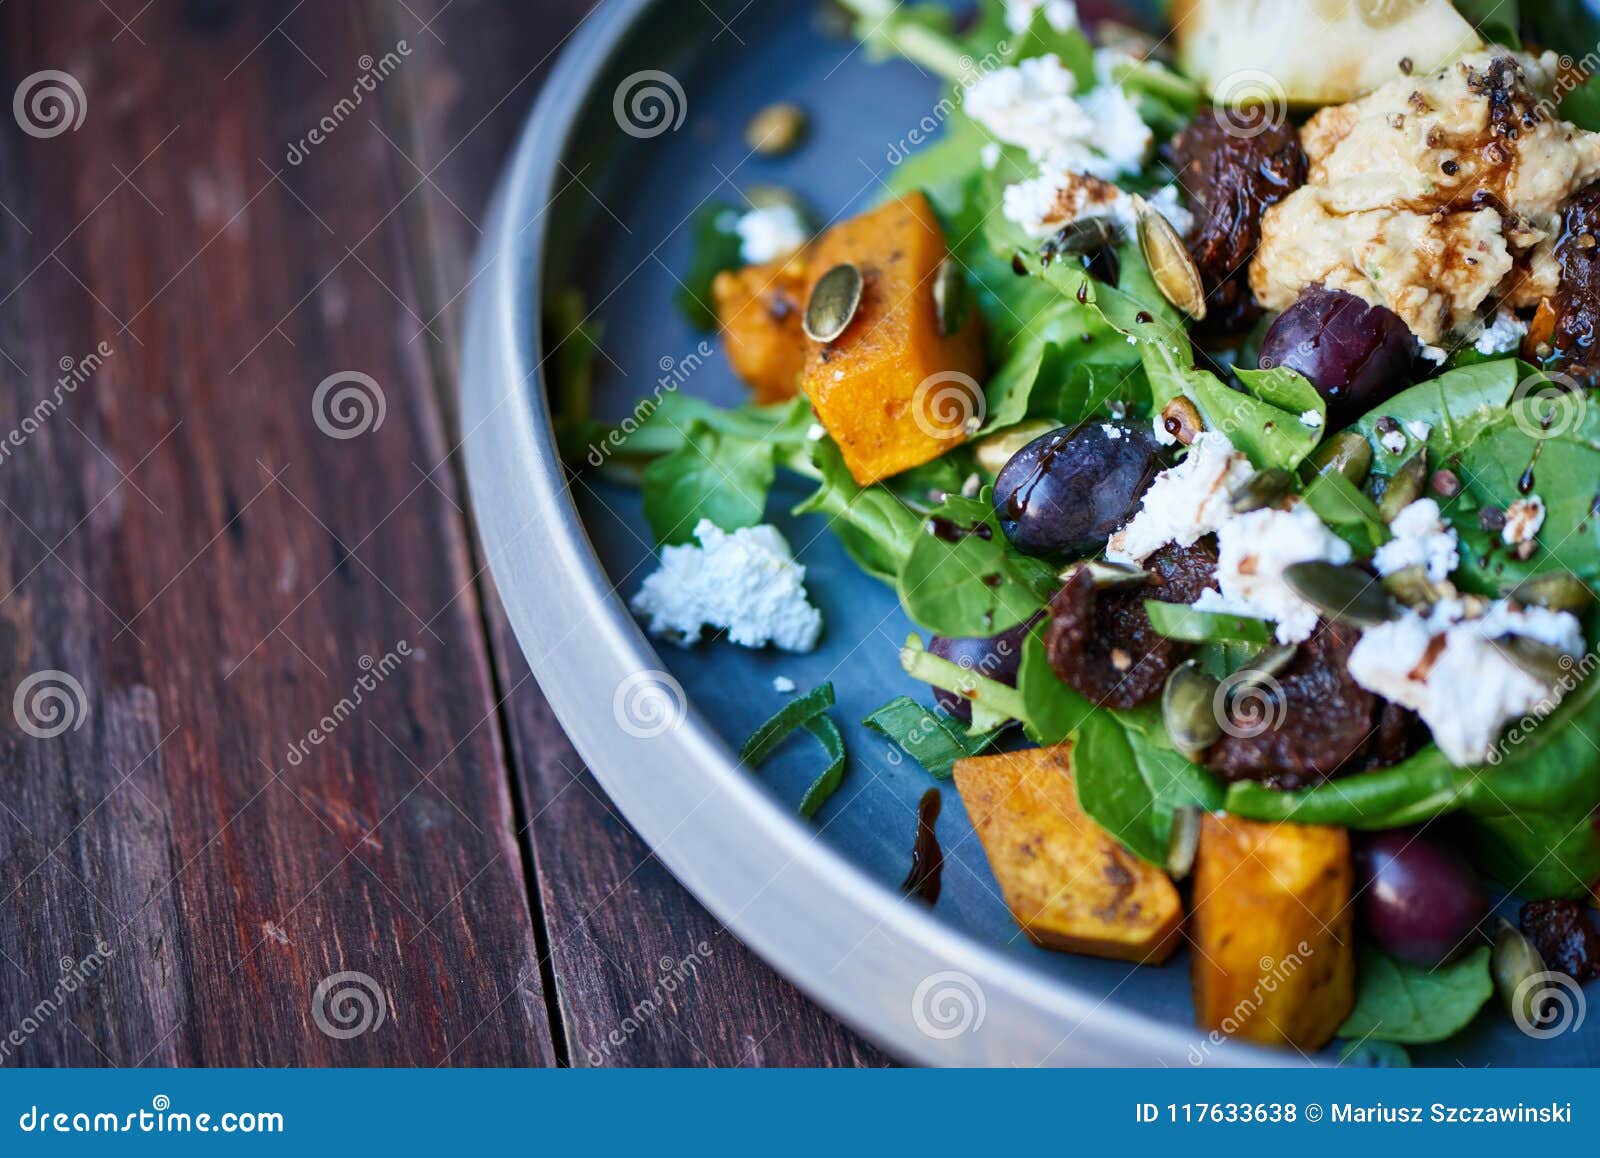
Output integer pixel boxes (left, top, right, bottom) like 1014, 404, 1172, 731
1491, 917, 1548, 1027
1137, 201, 1206, 320
1509, 571, 1596, 615
803, 263, 863, 343
1043, 216, 1119, 258
1381, 563, 1451, 610
1163, 660, 1222, 762
1060, 559, 1151, 590
975, 420, 1057, 475
1490, 634, 1572, 685
1236, 644, 1299, 687
1158, 396, 1204, 446
1311, 432, 1373, 488
1166, 806, 1202, 881
934, 256, 968, 337
1229, 467, 1294, 514
1282, 561, 1399, 627
1376, 451, 1427, 523
745, 102, 808, 156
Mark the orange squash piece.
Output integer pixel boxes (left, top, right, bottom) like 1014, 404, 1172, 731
953, 745, 1184, 964
713, 251, 810, 404
802, 193, 986, 484
1190, 813, 1355, 1051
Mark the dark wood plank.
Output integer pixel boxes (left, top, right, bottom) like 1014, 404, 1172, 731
380, 0, 893, 1065
0, 0, 552, 1065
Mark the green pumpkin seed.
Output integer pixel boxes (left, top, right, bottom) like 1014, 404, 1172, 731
1311, 432, 1373, 488
1282, 561, 1399, 627
1229, 467, 1294, 514
934, 256, 968, 337
1377, 451, 1427, 523
1063, 559, 1151, 590
1137, 202, 1206, 321
1381, 563, 1452, 610
1509, 571, 1596, 615
745, 102, 808, 156
975, 420, 1057, 475
1044, 216, 1119, 257
1490, 634, 1572, 685
1163, 660, 1222, 762
1237, 644, 1299, 686
1166, 806, 1202, 881
1491, 917, 1548, 1027
804, 263, 863, 343
1158, 396, 1204, 446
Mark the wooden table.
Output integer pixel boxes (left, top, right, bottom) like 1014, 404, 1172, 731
0, 0, 886, 1068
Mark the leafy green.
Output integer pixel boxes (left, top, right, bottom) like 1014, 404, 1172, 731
1454, 0, 1519, 44
792, 439, 921, 584
1143, 601, 1272, 645
834, 0, 969, 81
896, 491, 1058, 636
899, 634, 1027, 733
740, 682, 836, 765
863, 696, 997, 779
798, 716, 848, 818
1300, 468, 1389, 555
677, 202, 743, 331
1337, 1039, 1412, 1068
546, 290, 605, 461
1339, 946, 1494, 1044
642, 424, 776, 546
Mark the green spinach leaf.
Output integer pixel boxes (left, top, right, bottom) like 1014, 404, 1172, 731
642, 424, 776, 546
1339, 946, 1494, 1044
896, 491, 1057, 637
792, 439, 922, 585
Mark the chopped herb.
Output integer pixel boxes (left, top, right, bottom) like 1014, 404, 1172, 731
864, 696, 996, 779
740, 683, 849, 819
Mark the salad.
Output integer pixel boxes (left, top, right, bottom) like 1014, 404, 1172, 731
566, 0, 1600, 1059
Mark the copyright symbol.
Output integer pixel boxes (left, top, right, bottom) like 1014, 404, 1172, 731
1305, 1103, 1323, 1122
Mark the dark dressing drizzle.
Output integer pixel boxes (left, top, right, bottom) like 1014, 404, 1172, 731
901, 788, 944, 906
927, 516, 993, 543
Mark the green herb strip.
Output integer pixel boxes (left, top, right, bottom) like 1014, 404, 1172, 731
863, 696, 996, 779
797, 716, 848, 819
740, 683, 836, 766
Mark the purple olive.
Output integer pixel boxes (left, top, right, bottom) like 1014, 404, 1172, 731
1259, 287, 1418, 424
1355, 829, 1488, 968
993, 422, 1164, 558
928, 618, 1034, 722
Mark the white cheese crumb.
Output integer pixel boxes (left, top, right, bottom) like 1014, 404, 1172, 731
1299, 409, 1323, 429
1419, 344, 1449, 365
734, 204, 808, 265
1100, 423, 1123, 440
1405, 420, 1432, 442
1191, 506, 1354, 644
1380, 428, 1408, 455
1502, 495, 1546, 546
773, 676, 796, 694
806, 423, 827, 442
1151, 414, 1178, 446
980, 142, 1002, 171
1472, 310, 1529, 356
1348, 598, 1585, 765
1373, 498, 1460, 582
1106, 432, 1253, 564
1004, 0, 1078, 34
631, 520, 823, 652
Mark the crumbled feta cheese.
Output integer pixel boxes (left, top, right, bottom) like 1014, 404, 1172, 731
1502, 495, 1546, 546
773, 676, 796, 694
1472, 309, 1529, 356
1101, 423, 1123, 440
1405, 420, 1432, 442
1106, 432, 1254, 564
1419, 344, 1449, 365
1151, 414, 1178, 446
806, 423, 827, 442
1074, 85, 1153, 178
1005, 0, 1078, 33
980, 142, 1002, 171
1373, 498, 1460, 582
1092, 46, 1135, 88
1379, 428, 1408, 455
631, 520, 823, 652
1300, 409, 1323, 429
1001, 168, 1132, 237
734, 204, 808, 265
1191, 506, 1354, 644
1348, 598, 1585, 765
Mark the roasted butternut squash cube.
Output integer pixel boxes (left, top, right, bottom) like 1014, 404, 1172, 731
712, 251, 810, 404
803, 193, 986, 484
1191, 813, 1355, 1051
953, 745, 1184, 964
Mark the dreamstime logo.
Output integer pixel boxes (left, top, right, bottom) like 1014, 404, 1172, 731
0, 941, 114, 1064
585, 340, 714, 468
911, 371, 984, 440
1210, 69, 1287, 140
911, 970, 986, 1040
612, 669, 687, 739
613, 70, 687, 139
13, 669, 88, 739
1512, 970, 1587, 1039
1511, 370, 1587, 441
312, 371, 386, 440
311, 970, 387, 1040
14, 70, 87, 138
1214, 669, 1287, 739
1187, 941, 1313, 1064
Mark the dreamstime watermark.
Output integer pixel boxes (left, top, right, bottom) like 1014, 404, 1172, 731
1214, 669, 1289, 740
1511, 970, 1587, 1039
911, 370, 984, 440
584, 941, 715, 1064
585, 340, 714, 468
312, 370, 387, 439
911, 970, 986, 1039
18, 1096, 284, 1135
13, 70, 86, 138
311, 970, 387, 1040
0, 341, 112, 467
1486, 647, 1599, 765
286, 42, 412, 165
1510, 369, 1588, 441
283, 642, 412, 767
1186, 942, 1313, 1064
611, 669, 688, 739
613, 70, 687, 139
885, 43, 1012, 166
1210, 68, 1288, 140
13, 669, 89, 739
0, 942, 113, 1064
